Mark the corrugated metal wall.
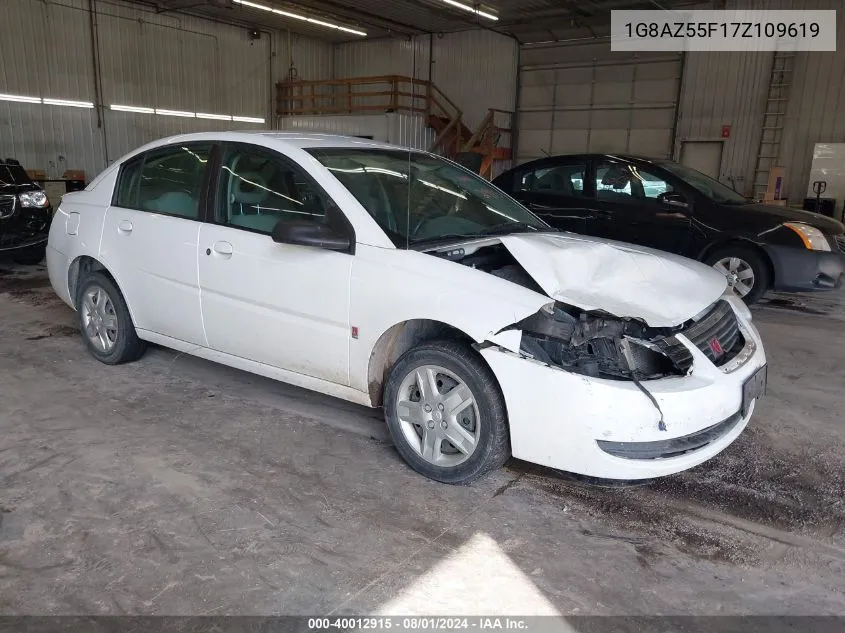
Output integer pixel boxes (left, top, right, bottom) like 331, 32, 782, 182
779, 3, 845, 203
0, 0, 332, 179
277, 112, 433, 149
333, 31, 518, 131
0, 0, 104, 178
674, 51, 772, 195
675, 0, 845, 202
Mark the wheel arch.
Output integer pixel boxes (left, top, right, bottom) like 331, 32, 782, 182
697, 238, 775, 289
68, 256, 138, 322
366, 318, 500, 408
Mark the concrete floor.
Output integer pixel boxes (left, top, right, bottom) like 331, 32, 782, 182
1, 260, 844, 616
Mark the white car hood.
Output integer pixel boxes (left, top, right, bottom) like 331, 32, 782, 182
499, 232, 727, 327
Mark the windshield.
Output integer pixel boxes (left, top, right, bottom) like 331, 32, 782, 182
306, 148, 549, 247
657, 161, 747, 204
0, 163, 33, 187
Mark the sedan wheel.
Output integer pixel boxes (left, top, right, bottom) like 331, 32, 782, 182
712, 256, 755, 298
704, 245, 770, 305
77, 272, 147, 364
383, 340, 510, 484
395, 364, 481, 467
81, 285, 119, 353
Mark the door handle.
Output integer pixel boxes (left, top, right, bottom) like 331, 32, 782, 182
117, 220, 133, 234
208, 241, 234, 258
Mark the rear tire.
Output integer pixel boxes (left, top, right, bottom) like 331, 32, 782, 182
77, 272, 147, 365
383, 339, 510, 484
704, 245, 770, 305
13, 246, 45, 265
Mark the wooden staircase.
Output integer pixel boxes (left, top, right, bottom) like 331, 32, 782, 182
276, 74, 512, 179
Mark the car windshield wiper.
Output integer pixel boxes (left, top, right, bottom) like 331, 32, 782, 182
478, 222, 555, 236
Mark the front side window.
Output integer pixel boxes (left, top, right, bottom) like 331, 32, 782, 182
116, 144, 211, 219
215, 145, 329, 235
595, 161, 675, 204
306, 148, 549, 247
519, 163, 587, 198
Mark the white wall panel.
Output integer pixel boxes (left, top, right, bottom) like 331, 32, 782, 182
0, 0, 330, 179
277, 113, 432, 150
674, 51, 772, 196
333, 31, 517, 131
779, 3, 845, 205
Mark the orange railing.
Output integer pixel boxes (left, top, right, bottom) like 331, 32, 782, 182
275, 75, 512, 178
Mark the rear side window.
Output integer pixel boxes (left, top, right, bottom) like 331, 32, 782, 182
114, 144, 212, 219
518, 162, 587, 198
114, 156, 143, 208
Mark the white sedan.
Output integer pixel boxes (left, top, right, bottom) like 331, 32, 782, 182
46, 132, 767, 484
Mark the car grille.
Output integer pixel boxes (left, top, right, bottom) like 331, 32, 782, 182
657, 300, 744, 372
835, 234, 845, 252
0, 194, 15, 218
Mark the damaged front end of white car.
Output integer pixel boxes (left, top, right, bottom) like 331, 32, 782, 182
426, 232, 767, 480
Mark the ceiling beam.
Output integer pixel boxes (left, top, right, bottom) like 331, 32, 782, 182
154, 0, 228, 12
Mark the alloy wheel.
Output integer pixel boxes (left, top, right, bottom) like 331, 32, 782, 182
713, 256, 755, 298
81, 285, 119, 353
395, 364, 481, 467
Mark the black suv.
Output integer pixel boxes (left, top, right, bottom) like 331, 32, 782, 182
494, 154, 845, 304
0, 159, 53, 264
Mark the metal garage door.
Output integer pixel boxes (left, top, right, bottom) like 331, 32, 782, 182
516, 41, 682, 165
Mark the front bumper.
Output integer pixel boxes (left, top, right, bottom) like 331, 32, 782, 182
764, 244, 845, 292
481, 299, 766, 480
0, 206, 53, 254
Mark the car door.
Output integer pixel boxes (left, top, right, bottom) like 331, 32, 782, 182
99, 143, 212, 346
197, 142, 353, 386
591, 159, 692, 254
507, 158, 593, 234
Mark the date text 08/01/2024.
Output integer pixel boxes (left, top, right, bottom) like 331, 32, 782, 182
624, 21, 820, 38
307, 617, 529, 630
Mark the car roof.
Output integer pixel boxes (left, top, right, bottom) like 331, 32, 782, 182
521, 153, 662, 164
136, 131, 404, 152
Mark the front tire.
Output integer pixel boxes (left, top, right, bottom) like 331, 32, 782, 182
705, 245, 771, 305
383, 339, 510, 484
77, 272, 146, 365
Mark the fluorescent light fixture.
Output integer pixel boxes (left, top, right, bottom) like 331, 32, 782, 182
232, 115, 265, 124
110, 104, 155, 114
232, 0, 366, 36
197, 112, 233, 121
336, 25, 367, 36
441, 0, 498, 21
235, 0, 273, 9
0, 93, 42, 104
43, 98, 95, 108
273, 8, 307, 21
156, 108, 195, 118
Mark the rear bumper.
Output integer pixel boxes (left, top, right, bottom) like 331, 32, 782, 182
764, 244, 845, 292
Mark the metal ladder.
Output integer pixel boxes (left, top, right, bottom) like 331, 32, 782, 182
751, 52, 794, 201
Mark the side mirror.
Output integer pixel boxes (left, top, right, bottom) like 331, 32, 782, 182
659, 191, 689, 210
271, 220, 351, 251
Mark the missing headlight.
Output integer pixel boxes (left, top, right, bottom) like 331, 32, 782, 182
510, 302, 687, 381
